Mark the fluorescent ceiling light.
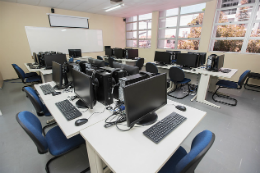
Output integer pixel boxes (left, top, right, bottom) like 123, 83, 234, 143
105, 4, 124, 12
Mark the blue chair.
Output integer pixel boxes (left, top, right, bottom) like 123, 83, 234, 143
158, 130, 215, 173
146, 62, 159, 74
69, 57, 74, 63
12, 64, 42, 90
12, 64, 38, 78
24, 87, 56, 135
168, 67, 191, 99
16, 111, 89, 173
212, 70, 250, 106
135, 58, 144, 70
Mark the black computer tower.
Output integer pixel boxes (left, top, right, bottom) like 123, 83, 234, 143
95, 71, 113, 106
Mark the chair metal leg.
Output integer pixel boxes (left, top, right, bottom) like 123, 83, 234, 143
42, 122, 57, 136
244, 77, 260, 92
168, 84, 190, 99
212, 86, 237, 106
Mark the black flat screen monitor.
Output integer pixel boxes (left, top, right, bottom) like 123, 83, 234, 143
166, 50, 181, 61
72, 69, 96, 109
88, 58, 105, 67
33, 52, 38, 64
176, 53, 198, 68
127, 49, 138, 59
123, 73, 167, 127
113, 62, 139, 75
114, 49, 124, 59
44, 54, 67, 69
68, 49, 82, 58
52, 61, 63, 89
188, 52, 207, 66
217, 55, 224, 70
154, 51, 171, 65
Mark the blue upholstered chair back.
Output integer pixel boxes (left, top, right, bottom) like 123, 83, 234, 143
135, 58, 144, 70
237, 70, 250, 88
16, 111, 48, 154
12, 64, 20, 78
24, 87, 45, 116
69, 57, 74, 63
169, 67, 185, 83
97, 56, 103, 60
146, 62, 158, 74
175, 130, 215, 173
13, 65, 26, 81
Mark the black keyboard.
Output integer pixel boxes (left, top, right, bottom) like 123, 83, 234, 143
40, 84, 56, 95
55, 100, 82, 121
143, 112, 187, 144
27, 63, 32, 66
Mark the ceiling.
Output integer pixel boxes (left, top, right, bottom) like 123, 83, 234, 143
0, 0, 212, 18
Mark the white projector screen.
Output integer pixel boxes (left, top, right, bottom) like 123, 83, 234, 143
25, 26, 104, 55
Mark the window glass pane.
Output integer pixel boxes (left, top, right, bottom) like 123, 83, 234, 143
217, 0, 255, 9
217, 6, 253, 23
139, 20, 152, 30
250, 23, 260, 37
178, 40, 200, 50
126, 16, 137, 22
159, 8, 179, 18
139, 40, 151, 48
127, 40, 137, 47
139, 13, 152, 20
257, 6, 260, 20
213, 40, 243, 52
181, 3, 206, 14
126, 22, 137, 31
158, 39, 176, 49
215, 24, 247, 37
126, 31, 137, 39
179, 27, 202, 38
180, 13, 204, 26
159, 17, 178, 28
247, 40, 260, 53
139, 30, 152, 39
158, 29, 176, 38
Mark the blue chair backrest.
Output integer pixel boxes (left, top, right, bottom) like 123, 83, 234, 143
14, 65, 26, 79
135, 58, 144, 70
146, 62, 158, 74
237, 70, 250, 87
175, 130, 215, 173
16, 111, 48, 154
69, 58, 74, 63
24, 87, 45, 115
169, 67, 185, 83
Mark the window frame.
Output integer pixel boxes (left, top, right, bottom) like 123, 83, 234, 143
157, 4, 206, 50
126, 14, 152, 48
209, 0, 260, 54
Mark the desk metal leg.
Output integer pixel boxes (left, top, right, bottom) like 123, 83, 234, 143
0, 109, 2, 116
191, 94, 197, 102
167, 81, 175, 93
196, 74, 220, 108
86, 142, 103, 173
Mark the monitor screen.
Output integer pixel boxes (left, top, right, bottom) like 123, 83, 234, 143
127, 49, 138, 59
44, 54, 67, 69
123, 73, 167, 127
114, 49, 124, 59
217, 55, 224, 70
154, 51, 171, 64
33, 52, 38, 64
68, 49, 82, 58
176, 53, 198, 68
187, 52, 207, 66
113, 62, 139, 75
52, 61, 63, 89
72, 69, 96, 109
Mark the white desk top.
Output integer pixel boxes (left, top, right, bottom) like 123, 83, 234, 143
24, 63, 52, 75
102, 56, 138, 62
80, 99, 206, 173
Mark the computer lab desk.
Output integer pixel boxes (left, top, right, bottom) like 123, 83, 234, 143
34, 81, 115, 139
80, 99, 206, 173
24, 63, 52, 83
102, 56, 138, 66
151, 64, 238, 108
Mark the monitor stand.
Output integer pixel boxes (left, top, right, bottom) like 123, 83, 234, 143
53, 85, 65, 90
76, 100, 88, 109
136, 112, 158, 126
158, 62, 167, 66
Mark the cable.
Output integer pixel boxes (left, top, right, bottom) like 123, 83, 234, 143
88, 108, 106, 120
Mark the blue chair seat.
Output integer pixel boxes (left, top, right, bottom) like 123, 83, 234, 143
25, 72, 38, 78
46, 126, 85, 156
158, 146, 187, 173
25, 76, 42, 83
176, 78, 191, 85
216, 80, 238, 89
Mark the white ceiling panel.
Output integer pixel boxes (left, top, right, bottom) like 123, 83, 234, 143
1, 0, 16, 2
57, 0, 87, 10
38, 0, 63, 8
72, 0, 107, 12
17, 0, 40, 6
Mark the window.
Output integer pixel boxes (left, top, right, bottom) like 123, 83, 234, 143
126, 13, 152, 48
210, 0, 260, 53
158, 3, 206, 50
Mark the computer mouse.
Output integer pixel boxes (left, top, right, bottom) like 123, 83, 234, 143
75, 118, 88, 126
192, 69, 196, 71
176, 105, 186, 111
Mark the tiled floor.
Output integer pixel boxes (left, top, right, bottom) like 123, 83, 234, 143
0, 79, 260, 173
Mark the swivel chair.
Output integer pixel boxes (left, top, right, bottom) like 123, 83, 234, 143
24, 87, 56, 135
13, 64, 42, 90
16, 111, 89, 173
146, 62, 159, 74
168, 67, 191, 99
135, 58, 144, 70
12, 64, 38, 78
158, 130, 215, 173
212, 70, 250, 106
